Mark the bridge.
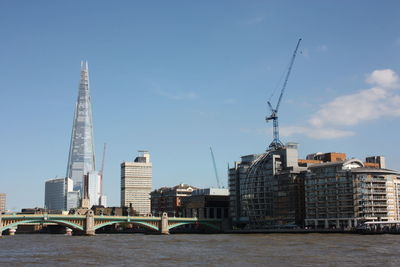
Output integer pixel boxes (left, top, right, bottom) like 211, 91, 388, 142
0, 211, 224, 236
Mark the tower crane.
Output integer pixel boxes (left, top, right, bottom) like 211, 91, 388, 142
266, 38, 302, 150
99, 143, 107, 196
209, 147, 221, 188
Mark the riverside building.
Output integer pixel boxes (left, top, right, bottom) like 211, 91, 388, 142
229, 143, 307, 229
229, 143, 400, 230
150, 184, 197, 217
181, 188, 229, 219
121, 151, 152, 215
304, 158, 400, 228
0, 193, 6, 212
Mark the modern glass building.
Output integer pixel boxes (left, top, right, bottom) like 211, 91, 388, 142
45, 178, 73, 211
66, 61, 96, 193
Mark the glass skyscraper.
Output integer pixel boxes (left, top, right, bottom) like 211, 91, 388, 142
66, 61, 96, 193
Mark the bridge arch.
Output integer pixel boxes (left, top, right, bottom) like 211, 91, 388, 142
168, 221, 220, 231
94, 221, 159, 232
0, 219, 84, 233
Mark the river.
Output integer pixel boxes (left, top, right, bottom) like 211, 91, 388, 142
1, 233, 399, 266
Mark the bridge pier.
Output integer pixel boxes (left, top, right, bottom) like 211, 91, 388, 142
0, 214, 2, 237
160, 212, 169, 235
85, 210, 95, 236
9, 228, 16, 236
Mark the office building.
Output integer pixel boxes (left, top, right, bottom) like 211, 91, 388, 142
228, 154, 259, 226
121, 151, 152, 215
0, 193, 6, 212
45, 178, 74, 211
181, 188, 230, 219
150, 184, 197, 217
229, 143, 307, 229
66, 191, 80, 211
66, 61, 96, 193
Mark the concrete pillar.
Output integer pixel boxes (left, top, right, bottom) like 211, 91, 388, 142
160, 212, 169, 235
348, 219, 352, 229
65, 227, 73, 236
324, 219, 329, 229
0, 214, 2, 237
336, 219, 340, 229
314, 220, 318, 228
85, 210, 95, 236
9, 228, 16, 236
354, 219, 358, 227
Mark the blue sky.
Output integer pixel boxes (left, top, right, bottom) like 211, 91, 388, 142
1, 0, 399, 210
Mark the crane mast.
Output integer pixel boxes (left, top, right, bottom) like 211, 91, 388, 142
209, 147, 221, 188
266, 38, 302, 150
99, 143, 107, 196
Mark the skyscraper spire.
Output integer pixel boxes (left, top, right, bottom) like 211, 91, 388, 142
66, 61, 96, 193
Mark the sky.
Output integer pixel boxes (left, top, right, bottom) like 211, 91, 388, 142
1, 0, 400, 211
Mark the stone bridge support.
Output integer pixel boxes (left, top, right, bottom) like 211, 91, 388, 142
85, 210, 95, 236
160, 212, 169, 235
0, 214, 2, 237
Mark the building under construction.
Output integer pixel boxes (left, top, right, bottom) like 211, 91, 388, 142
228, 38, 400, 229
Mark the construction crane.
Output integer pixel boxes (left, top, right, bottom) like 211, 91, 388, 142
266, 38, 302, 150
209, 147, 221, 188
99, 143, 107, 196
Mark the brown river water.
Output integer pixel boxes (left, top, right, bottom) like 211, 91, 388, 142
0, 233, 399, 266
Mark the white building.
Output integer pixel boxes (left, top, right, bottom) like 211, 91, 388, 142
121, 151, 152, 215
83, 171, 107, 208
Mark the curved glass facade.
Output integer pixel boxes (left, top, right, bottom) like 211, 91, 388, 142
240, 146, 305, 229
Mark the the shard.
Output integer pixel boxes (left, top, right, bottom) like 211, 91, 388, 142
66, 61, 96, 193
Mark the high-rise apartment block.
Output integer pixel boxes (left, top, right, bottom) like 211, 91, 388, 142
0, 193, 6, 212
121, 151, 152, 215
304, 160, 400, 228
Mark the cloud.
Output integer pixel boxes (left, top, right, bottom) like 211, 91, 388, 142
242, 16, 265, 25
317, 45, 328, 52
224, 98, 236, 104
155, 89, 198, 100
283, 69, 400, 139
366, 69, 399, 88
281, 126, 354, 139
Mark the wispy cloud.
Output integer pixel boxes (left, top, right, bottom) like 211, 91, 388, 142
224, 98, 236, 104
155, 89, 199, 100
281, 126, 354, 139
317, 44, 328, 52
283, 69, 400, 139
242, 16, 265, 25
